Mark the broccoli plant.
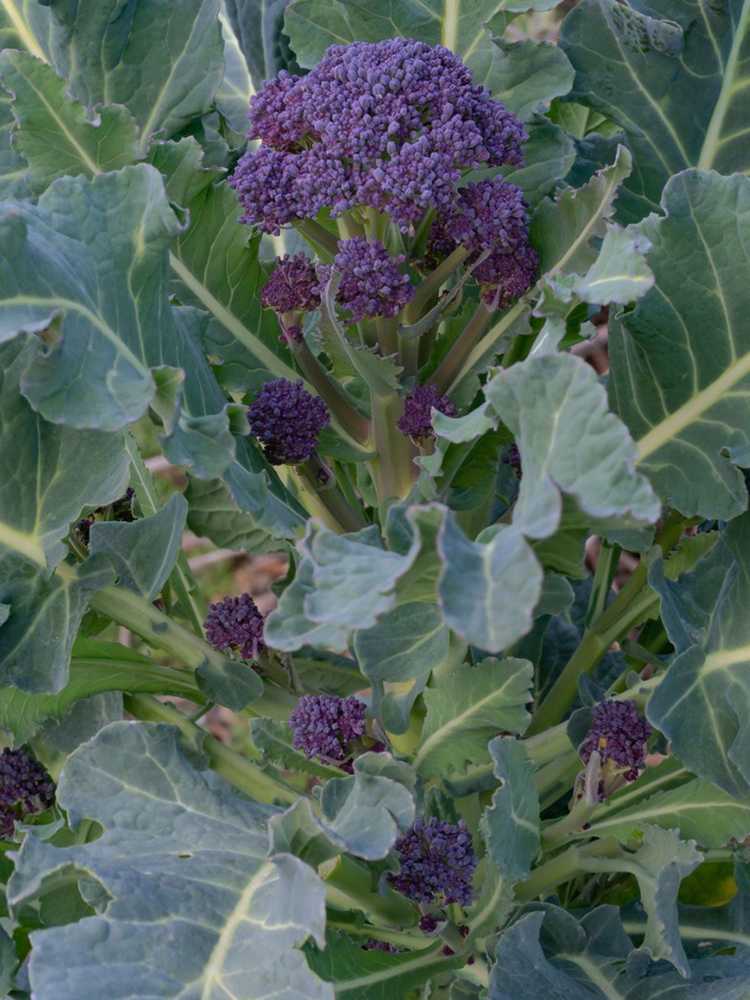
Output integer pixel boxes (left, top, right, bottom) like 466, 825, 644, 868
0, 0, 749, 996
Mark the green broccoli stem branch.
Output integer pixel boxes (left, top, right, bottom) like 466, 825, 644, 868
293, 219, 339, 260
527, 513, 687, 735
428, 300, 494, 394
297, 454, 368, 532
449, 298, 527, 390
285, 331, 371, 445
515, 838, 621, 902
322, 854, 419, 927
370, 391, 416, 507
405, 246, 469, 323
124, 694, 299, 805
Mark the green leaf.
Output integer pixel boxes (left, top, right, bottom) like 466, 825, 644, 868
89, 494, 187, 601
499, 121, 576, 208
585, 769, 750, 850
485, 38, 574, 120
215, 7, 254, 135
306, 933, 462, 999
438, 515, 543, 653
0, 83, 29, 198
584, 826, 702, 975
531, 143, 632, 277
0, 641, 202, 743
481, 738, 539, 881
573, 223, 654, 305
195, 654, 263, 710
147, 136, 220, 206
414, 658, 533, 778
353, 602, 449, 689
484, 352, 660, 539
561, 0, 750, 222
610, 170, 750, 520
648, 512, 750, 796
40, 0, 225, 155
224, 0, 296, 88
0, 51, 140, 195
10, 722, 333, 1000
251, 717, 342, 780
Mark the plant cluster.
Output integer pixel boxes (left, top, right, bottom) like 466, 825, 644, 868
0, 0, 749, 997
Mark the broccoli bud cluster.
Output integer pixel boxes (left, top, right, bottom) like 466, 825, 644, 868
389, 817, 476, 907
289, 694, 367, 763
580, 700, 652, 784
318, 238, 414, 322
248, 379, 330, 465
204, 594, 266, 661
398, 385, 457, 441
0, 748, 55, 839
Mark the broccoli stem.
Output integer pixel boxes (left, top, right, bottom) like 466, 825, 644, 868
428, 300, 494, 395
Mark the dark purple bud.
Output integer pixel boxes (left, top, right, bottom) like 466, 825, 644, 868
419, 914, 440, 933
398, 384, 457, 440
261, 254, 321, 315
580, 700, 652, 777
389, 818, 477, 907
289, 694, 367, 763
204, 594, 266, 661
502, 443, 522, 478
248, 379, 330, 465
0, 748, 55, 838
362, 939, 399, 953
321, 238, 413, 322
76, 487, 135, 545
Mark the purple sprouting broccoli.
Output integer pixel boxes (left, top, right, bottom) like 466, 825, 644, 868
289, 694, 367, 763
428, 177, 538, 310
261, 254, 321, 317
318, 238, 414, 322
204, 594, 266, 661
580, 700, 652, 783
248, 379, 330, 465
389, 818, 477, 907
398, 384, 457, 441
0, 748, 55, 838
502, 443, 522, 478
230, 39, 526, 234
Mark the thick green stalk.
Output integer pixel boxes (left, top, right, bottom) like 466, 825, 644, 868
527, 515, 687, 735
450, 298, 526, 390
322, 854, 419, 927
294, 219, 339, 260
125, 694, 299, 805
429, 300, 494, 395
297, 455, 368, 533
515, 839, 620, 901
371, 392, 416, 506
287, 335, 371, 445
584, 540, 621, 628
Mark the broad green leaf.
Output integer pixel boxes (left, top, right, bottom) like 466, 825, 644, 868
147, 136, 220, 206
305, 933, 462, 999
481, 737, 539, 881
251, 717, 342, 780
40, 0, 225, 155
610, 170, 750, 520
531, 144, 632, 277
0, 640, 202, 743
284, 0, 519, 82
583, 826, 701, 975
265, 556, 351, 653
485, 39, 574, 120
561, 0, 750, 222
10, 722, 333, 1000
484, 353, 660, 539
0, 0, 51, 60
89, 494, 187, 601
170, 181, 298, 384
195, 653, 263, 710
353, 602, 449, 689
573, 223, 654, 305
39, 691, 122, 753
224, 0, 295, 88
648, 513, 750, 796
490, 904, 743, 999
499, 121, 575, 208
0, 51, 140, 194
438, 515, 543, 653
215, 7, 254, 135
414, 658, 532, 778
0, 81, 30, 197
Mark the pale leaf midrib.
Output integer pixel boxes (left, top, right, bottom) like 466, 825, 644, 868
697, 0, 750, 170
334, 945, 449, 993
0, 521, 45, 566
1, 0, 45, 61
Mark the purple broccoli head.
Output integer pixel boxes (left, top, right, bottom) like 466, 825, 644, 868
318, 238, 414, 322
289, 694, 367, 763
248, 379, 330, 465
580, 700, 652, 782
398, 384, 457, 440
0, 748, 55, 838
389, 818, 476, 907
261, 254, 321, 315
204, 594, 266, 661
230, 39, 526, 234
428, 177, 538, 309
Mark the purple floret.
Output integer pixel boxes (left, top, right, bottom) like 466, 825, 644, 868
289, 694, 367, 762
428, 178, 538, 309
204, 594, 266, 660
320, 238, 414, 322
248, 379, 330, 465
230, 39, 526, 234
261, 254, 321, 315
580, 700, 652, 781
0, 748, 55, 838
398, 384, 457, 440
389, 818, 476, 907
